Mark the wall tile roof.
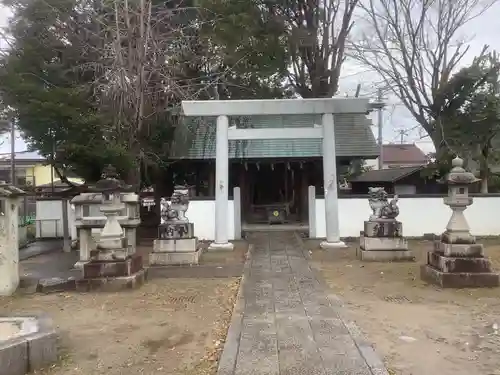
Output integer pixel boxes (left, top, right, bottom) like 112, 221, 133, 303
352, 165, 424, 183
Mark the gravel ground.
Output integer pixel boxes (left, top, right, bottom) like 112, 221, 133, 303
306, 238, 500, 375
1, 278, 240, 375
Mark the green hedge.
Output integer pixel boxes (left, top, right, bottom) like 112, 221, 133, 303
19, 215, 35, 227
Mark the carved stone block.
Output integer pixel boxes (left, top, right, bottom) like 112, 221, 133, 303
82, 255, 143, 278
363, 220, 402, 238
153, 238, 198, 253
427, 252, 492, 273
149, 250, 201, 266
360, 236, 408, 251
433, 241, 484, 257
75, 269, 146, 292
358, 249, 415, 262
422, 241, 499, 288
158, 222, 194, 239
358, 234, 414, 261
421, 264, 499, 288
90, 247, 131, 261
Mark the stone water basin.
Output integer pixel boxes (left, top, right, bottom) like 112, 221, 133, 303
0, 318, 38, 341
0, 316, 58, 375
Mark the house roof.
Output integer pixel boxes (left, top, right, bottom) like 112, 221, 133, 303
352, 165, 424, 183
36, 179, 84, 189
382, 144, 427, 164
0, 150, 45, 163
171, 114, 379, 159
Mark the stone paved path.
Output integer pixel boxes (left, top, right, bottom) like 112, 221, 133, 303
218, 232, 387, 375
20, 239, 63, 260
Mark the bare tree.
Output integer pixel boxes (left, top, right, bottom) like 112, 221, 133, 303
93, 0, 209, 186
350, 0, 496, 152
269, 0, 359, 98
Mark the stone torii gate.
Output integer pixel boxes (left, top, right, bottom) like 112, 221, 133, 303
181, 98, 372, 250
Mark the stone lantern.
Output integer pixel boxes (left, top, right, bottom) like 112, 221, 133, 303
0, 182, 25, 296
421, 156, 499, 287
75, 165, 145, 291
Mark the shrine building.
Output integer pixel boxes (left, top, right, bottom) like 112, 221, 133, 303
169, 105, 378, 228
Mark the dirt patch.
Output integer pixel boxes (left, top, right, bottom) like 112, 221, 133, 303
199, 240, 248, 266
1, 278, 240, 375
137, 240, 248, 268
306, 238, 500, 375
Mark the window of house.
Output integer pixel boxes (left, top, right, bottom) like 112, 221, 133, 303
0, 168, 35, 186
0, 169, 9, 183
15, 168, 35, 186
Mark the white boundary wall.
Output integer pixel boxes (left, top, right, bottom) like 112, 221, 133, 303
35, 200, 76, 239
314, 197, 499, 238
37, 199, 235, 241
182, 200, 236, 241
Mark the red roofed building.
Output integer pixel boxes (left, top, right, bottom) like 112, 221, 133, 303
381, 144, 428, 169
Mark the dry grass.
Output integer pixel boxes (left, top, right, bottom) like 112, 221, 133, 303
306, 238, 500, 375
1, 278, 240, 375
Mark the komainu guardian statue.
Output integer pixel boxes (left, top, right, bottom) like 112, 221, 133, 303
368, 187, 399, 221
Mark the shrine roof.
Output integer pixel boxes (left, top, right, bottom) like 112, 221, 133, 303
171, 113, 378, 159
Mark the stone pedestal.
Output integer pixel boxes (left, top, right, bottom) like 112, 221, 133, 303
320, 240, 347, 249
208, 242, 234, 251
75, 183, 145, 292
76, 254, 146, 292
421, 239, 499, 288
76, 233, 146, 291
420, 156, 499, 288
150, 222, 201, 266
358, 220, 414, 262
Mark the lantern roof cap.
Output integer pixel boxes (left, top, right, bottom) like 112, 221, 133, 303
444, 156, 480, 185
89, 165, 133, 193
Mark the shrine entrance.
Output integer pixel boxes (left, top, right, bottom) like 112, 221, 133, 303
181, 98, 372, 250
243, 162, 300, 225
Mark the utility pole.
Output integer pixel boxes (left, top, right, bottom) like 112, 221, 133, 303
377, 88, 383, 170
51, 130, 55, 193
399, 129, 405, 144
10, 119, 15, 185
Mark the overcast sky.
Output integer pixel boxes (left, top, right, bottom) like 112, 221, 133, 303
1, 2, 500, 155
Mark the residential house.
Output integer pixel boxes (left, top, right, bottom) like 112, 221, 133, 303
366, 143, 429, 170
350, 165, 444, 195
0, 151, 82, 187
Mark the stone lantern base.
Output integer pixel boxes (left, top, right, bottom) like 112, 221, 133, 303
75, 249, 146, 292
149, 222, 202, 266
358, 220, 415, 262
421, 239, 500, 288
